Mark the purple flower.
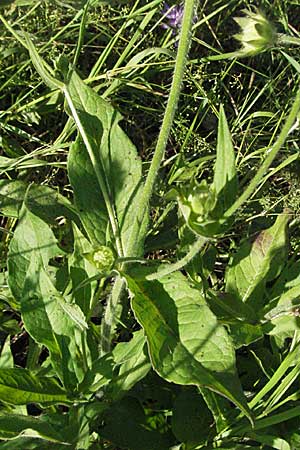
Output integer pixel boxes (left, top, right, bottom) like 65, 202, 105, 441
161, 2, 184, 32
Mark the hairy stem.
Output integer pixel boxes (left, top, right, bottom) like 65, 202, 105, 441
126, 0, 197, 256
101, 0, 197, 353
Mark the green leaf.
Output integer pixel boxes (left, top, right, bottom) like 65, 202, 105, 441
8, 202, 63, 303
246, 432, 291, 450
22, 261, 90, 389
0, 368, 70, 405
126, 271, 253, 423
213, 105, 238, 213
200, 387, 234, 433
262, 283, 300, 336
24, 33, 64, 90
0, 414, 68, 443
225, 212, 290, 309
66, 68, 146, 256
281, 51, 300, 74
230, 322, 264, 349
269, 260, 300, 300
109, 329, 151, 398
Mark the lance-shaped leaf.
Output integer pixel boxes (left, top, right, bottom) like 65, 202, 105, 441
126, 271, 252, 423
225, 212, 290, 309
212, 105, 238, 213
0, 368, 70, 406
65, 69, 146, 256
25, 36, 147, 256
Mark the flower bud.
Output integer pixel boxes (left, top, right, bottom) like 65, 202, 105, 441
234, 8, 276, 57
186, 180, 217, 219
84, 246, 115, 272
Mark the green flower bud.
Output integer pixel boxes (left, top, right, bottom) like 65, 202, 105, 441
234, 8, 276, 57
177, 180, 234, 237
84, 246, 115, 272
187, 180, 217, 219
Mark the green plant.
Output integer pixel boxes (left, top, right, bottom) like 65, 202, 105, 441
1, 1, 300, 449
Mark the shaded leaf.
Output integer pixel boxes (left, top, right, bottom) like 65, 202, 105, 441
0, 414, 68, 443
0, 180, 79, 226
172, 388, 213, 445
98, 396, 173, 450
69, 224, 99, 316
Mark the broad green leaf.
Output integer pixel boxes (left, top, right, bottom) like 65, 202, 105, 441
207, 291, 257, 323
225, 212, 290, 308
213, 105, 238, 213
0, 438, 68, 449
25, 37, 146, 256
126, 271, 253, 423
0, 180, 25, 217
66, 68, 146, 256
8, 202, 64, 303
22, 261, 90, 388
0, 368, 70, 405
262, 285, 300, 336
0, 414, 68, 443
270, 260, 300, 300
230, 322, 264, 348
200, 387, 234, 433
246, 432, 290, 450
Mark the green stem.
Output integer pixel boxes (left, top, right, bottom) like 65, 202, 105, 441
100, 276, 125, 354
126, 0, 197, 256
224, 86, 300, 218
100, 0, 197, 353
277, 33, 300, 46
146, 236, 207, 280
